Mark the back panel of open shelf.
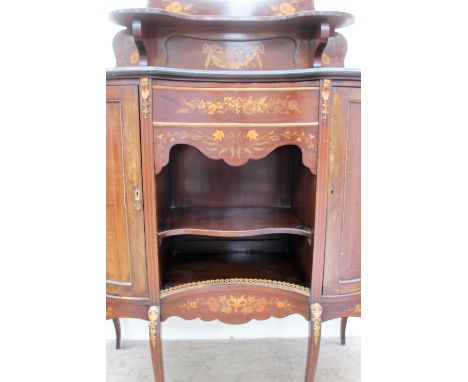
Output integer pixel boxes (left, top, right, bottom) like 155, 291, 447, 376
155, 144, 316, 288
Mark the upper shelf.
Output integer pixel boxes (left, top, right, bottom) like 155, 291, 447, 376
109, 8, 354, 30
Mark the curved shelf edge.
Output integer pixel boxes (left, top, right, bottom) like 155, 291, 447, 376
110, 8, 355, 29
158, 227, 312, 239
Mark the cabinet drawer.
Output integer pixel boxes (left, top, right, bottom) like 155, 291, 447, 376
152, 82, 320, 174
152, 82, 319, 124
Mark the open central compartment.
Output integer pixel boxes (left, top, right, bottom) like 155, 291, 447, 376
156, 144, 316, 289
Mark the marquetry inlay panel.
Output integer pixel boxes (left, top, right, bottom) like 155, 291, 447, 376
153, 126, 318, 174
152, 84, 319, 124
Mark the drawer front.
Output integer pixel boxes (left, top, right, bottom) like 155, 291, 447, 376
152, 82, 320, 174
153, 82, 319, 124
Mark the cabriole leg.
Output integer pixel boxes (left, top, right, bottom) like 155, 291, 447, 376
305, 303, 323, 382
112, 318, 121, 350
340, 317, 348, 345
148, 306, 165, 382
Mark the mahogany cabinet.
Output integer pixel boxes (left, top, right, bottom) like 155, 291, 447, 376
106, 1, 360, 381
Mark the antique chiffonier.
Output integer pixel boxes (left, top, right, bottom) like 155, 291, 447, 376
106, 0, 360, 380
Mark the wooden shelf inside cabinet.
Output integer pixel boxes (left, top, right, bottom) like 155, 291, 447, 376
158, 207, 313, 239
163, 252, 308, 288
109, 8, 354, 30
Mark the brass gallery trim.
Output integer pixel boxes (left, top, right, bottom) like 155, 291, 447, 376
160, 278, 310, 298
153, 121, 319, 127
153, 85, 319, 92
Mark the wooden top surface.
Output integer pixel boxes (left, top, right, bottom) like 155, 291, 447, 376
147, 0, 315, 17
109, 8, 354, 30
106, 66, 361, 81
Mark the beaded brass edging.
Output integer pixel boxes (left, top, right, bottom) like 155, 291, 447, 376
160, 278, 310, 298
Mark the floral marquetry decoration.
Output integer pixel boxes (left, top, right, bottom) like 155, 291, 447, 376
162, 0, 195, 14
212, 130, 225, 141
175, 95, 301, 116
246, 130, 259, 141
269, 0, 305, 16
180, 295, 296, 315
202, 43, 265, 70
153, 126, 318, 174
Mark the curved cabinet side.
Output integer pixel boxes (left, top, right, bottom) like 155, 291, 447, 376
322, 82, 361, 297
106, 83, 149, 300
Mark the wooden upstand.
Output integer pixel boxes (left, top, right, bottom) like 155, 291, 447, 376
106, 1, 360, 381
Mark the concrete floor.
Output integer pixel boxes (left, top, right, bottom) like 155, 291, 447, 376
107, 337, 360, 382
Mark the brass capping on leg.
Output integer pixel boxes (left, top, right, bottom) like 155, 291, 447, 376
311, 303, 323, 345
141, 78, 150, 118
148, 306, 160, 342
321, 79, 331, 120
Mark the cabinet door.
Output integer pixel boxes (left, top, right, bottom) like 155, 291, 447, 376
323, 85, 361, 296
106, 85, 148, 299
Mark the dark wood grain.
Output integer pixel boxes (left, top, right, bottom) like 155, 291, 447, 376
161, 284, 310, 324
147, 0, 315, 16
313, 21, 330, 67
139, 78, 163, 306
106, 2, 360, 381
132, 19, 147, 65
110, 9, 354, 30
106, 84, 148, 300
163, 251, 308, 288
112, 318, 122, 349
322, 85, 361, 296
340, 316, 348, 345
107, 66, 361, 82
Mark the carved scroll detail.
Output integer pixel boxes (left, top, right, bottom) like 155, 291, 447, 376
321, 79, 331, 120
202, 43, 265, 70
140, 78, 150, 118
313, 21, 331, 67
148, 306, 160, 342
311, 303, 323, 345
131, 19, 147, 66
